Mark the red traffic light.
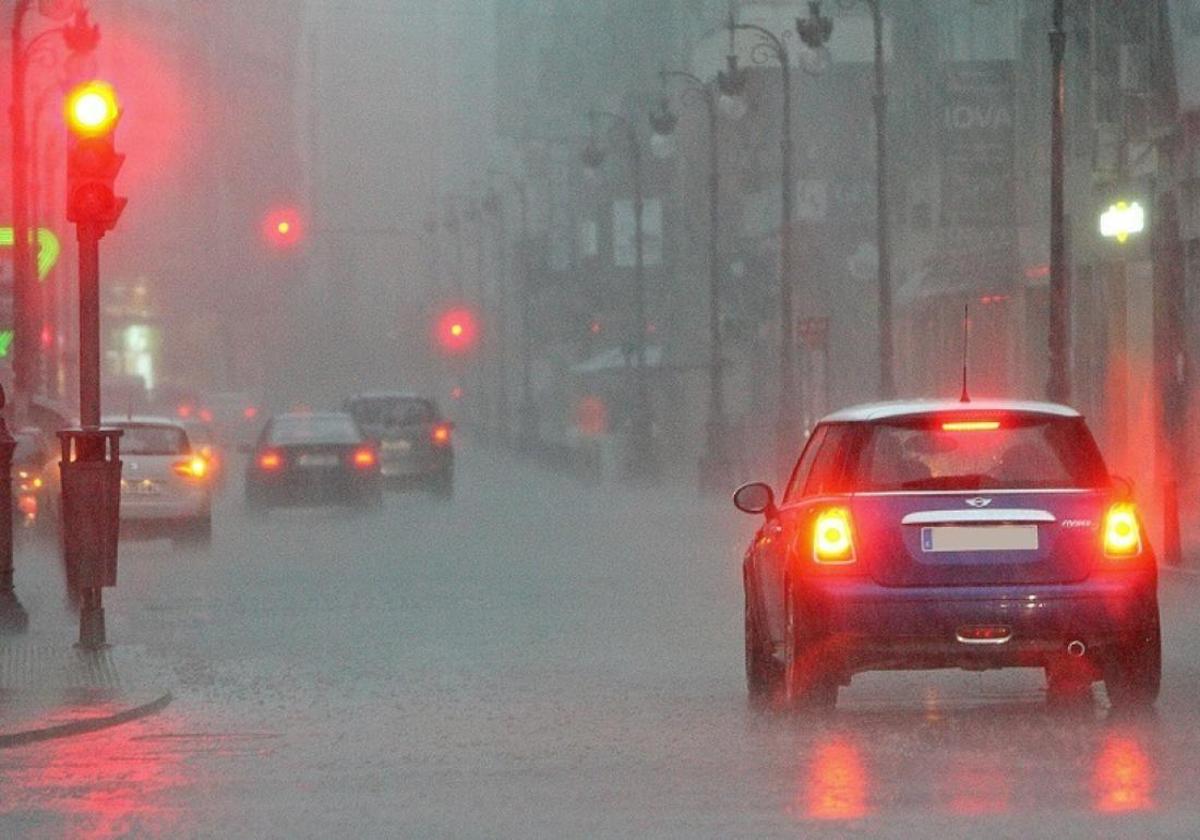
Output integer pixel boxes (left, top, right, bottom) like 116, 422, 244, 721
434, 307, 479, 355
262, 207, 304, 249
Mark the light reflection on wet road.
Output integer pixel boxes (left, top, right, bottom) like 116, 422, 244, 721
0, 449, 1197, 837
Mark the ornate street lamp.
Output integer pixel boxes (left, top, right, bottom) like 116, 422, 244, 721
727, 2, 832, 479
582, 108, 658, 482
653, 67, 743, 494
9, 4, 98, 418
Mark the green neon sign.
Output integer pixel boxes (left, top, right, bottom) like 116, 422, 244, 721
0, 227, 62, 281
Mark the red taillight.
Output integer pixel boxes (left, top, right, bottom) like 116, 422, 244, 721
431, 424, 452, 446
258, 451, 283, 471
1103, 503, 1142, 558
813, 507, 855, 565
352, 448, 377, 469
244, 406, 258, 420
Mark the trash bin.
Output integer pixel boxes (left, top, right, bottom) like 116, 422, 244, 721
58, 429, 122, 589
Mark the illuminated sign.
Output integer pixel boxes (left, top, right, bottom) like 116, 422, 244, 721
1099, 200, 1146, 244
0, 227, 62, 280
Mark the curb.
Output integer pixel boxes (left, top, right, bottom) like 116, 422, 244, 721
0, 692, 172, 749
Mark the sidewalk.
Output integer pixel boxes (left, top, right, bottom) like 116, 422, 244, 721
0, 640, 171, 748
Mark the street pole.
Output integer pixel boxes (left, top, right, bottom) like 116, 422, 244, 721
11, 1, 34, 422
658, 70, 731, 493
515, 182, 539, 451
732, 22, 798, 477
868, 0, 895, 399
76, 223, 105, 647
627, 121, 657, 481
484, 188, 511, 443
1047, 0, 1069, 403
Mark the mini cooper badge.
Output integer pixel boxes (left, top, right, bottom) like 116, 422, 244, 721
965, 497, 992, 508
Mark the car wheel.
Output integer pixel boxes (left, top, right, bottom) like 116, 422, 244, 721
745, 569, 783, 704
783, 580, 838, 712
1104, 616, 1161, 711
173, 516, 212, 548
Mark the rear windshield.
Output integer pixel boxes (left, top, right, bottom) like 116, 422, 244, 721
850, 415, 1108, 492
269, 415, 361, 445
117, 425, 190, 456
346, 397, 437, 428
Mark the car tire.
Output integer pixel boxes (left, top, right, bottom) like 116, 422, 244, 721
782, 580, 838, 712
173, 516, 212, 548
1104, 616, 1161, 711
745, 569, 783, 704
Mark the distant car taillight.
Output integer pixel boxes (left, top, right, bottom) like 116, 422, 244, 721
431, 424, 452, 447
258, 451, 283, 471
352, 448, 377, 469
1104, 502, 1142, 558
813, 507, 856, 565
173, 455, 209, 479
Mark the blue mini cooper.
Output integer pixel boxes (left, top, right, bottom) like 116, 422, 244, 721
735, 400, 1160, 711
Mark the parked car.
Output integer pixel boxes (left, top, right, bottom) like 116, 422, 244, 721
342, 392, 453, 499
736, 399, 1160, 712
245, 412, 383, 511
105, 416, 214, 546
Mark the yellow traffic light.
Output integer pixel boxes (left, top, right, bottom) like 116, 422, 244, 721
65, 81, 120, 136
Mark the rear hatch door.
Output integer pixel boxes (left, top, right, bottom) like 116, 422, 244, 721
852, 490, 1107, 586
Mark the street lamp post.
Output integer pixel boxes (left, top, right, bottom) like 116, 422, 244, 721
831, 0, 894, 398
1046, 0, 1069, 403
584, 108, 658, 482
728, 4, 831, 478
653, 70, 735, 493
9, 4, 98, 419
482, 185, 511, 444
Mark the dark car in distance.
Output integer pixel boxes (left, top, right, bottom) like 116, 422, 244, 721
245, 412, 382, 511
342, 392, 454, 499
736, 400, 1160, 712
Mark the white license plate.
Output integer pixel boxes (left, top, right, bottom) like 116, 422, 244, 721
298, 454, 339, 468
122, 480, 161, 496
381, 440, 412, 453
921, 525, 1038, 552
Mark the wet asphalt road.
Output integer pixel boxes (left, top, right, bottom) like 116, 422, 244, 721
0, 445, 1198, 838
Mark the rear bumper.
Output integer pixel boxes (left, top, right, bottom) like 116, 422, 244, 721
248, 471, 380, 506
378, 450, 452, 478
796, 570, 1158, 672
120, 489, 210, 522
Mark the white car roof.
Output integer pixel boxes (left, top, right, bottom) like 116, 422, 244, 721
820, 399, 1081, 424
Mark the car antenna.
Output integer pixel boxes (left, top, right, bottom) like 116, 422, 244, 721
959, 303, 971, 403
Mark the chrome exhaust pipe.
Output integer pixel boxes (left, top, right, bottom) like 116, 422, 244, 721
1066, 640, 1086, 658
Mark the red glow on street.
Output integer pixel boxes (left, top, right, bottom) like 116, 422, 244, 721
801, 737, 869, 820
1093, 733, 1155, 813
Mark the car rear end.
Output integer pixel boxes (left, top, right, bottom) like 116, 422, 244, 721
343, 395, 453, 496
247, 413, 382, 509
789, 408, 1159, 706
109, 419, 214, 544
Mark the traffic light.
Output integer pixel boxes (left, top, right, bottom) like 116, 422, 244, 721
64, 81, 126, 231
434, 307, 479, 355
262, 207, 305, 249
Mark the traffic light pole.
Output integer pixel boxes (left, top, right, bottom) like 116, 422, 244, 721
76, 222, 105, 648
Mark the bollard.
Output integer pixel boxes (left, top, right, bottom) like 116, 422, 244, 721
0, 386, 29, 634
58, 427, 122, 649
1163, 479, 1182, 567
